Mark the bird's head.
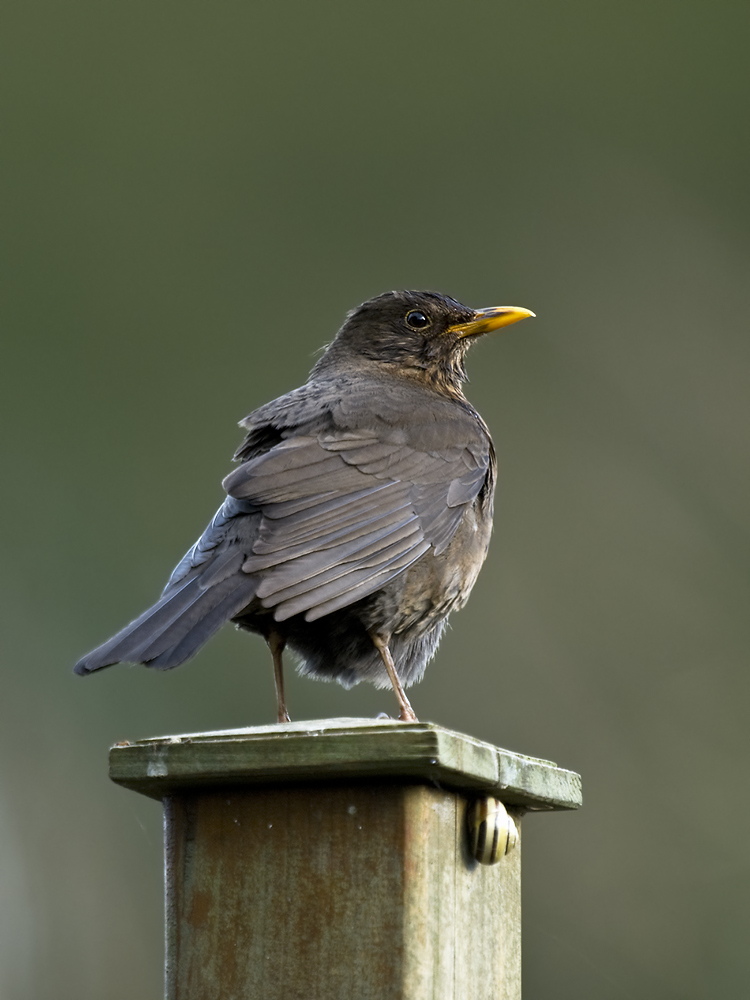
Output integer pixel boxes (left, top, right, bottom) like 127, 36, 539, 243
314, 290, 534, 397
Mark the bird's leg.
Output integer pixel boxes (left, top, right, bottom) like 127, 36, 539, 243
267, 630, 291, 723
369, 632, 418, 723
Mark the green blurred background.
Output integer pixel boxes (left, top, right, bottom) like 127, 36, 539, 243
2, 1, 749, 997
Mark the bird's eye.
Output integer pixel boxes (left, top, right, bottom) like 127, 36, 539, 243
405, 310, 430, 330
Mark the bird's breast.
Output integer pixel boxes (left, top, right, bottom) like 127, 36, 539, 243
389, 498, 493, 638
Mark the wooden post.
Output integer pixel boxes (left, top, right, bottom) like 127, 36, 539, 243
110, 718, 581, 1000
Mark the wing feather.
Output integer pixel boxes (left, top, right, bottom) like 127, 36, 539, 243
257, 528, 426, 606
212, 424, 490, 622
256, 518, 422, 601
299, 541, 432, 621
274, 539, 432, 622
251, 508, 418, 586
252, 482, 411, 552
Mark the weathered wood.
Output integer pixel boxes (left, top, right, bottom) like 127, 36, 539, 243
110, 717, 581, 811
164, 783, 521, 1000
110, 719, 581, 999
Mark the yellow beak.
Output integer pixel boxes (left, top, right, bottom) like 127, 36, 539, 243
449, 305, 535, 339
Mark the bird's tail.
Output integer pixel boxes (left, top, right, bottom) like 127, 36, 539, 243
74, 572, 257, 675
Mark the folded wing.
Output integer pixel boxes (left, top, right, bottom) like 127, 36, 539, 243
75, 423, 491, 673
220, 428, 490, 622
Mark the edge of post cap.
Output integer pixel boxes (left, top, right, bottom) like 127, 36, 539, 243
108, 717, 582, 811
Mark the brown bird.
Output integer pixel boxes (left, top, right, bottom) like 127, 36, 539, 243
75, 291, 533, 721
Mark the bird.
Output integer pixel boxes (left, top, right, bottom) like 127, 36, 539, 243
75, 291, 534, 722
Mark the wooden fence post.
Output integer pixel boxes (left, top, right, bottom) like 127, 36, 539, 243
110, 718, 581, 1000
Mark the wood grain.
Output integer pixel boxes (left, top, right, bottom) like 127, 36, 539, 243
165, 782, 522, 1000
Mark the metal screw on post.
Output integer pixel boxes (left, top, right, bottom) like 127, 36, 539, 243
110, 718, 582, 1000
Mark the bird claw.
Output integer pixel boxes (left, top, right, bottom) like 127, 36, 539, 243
398, 708, 419, 723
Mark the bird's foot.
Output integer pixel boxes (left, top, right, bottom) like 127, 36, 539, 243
398, 707, 419, 723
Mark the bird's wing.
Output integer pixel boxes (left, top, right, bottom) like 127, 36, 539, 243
218, 427, 491, 623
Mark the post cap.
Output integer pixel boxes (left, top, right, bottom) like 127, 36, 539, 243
109, 717, 582, 810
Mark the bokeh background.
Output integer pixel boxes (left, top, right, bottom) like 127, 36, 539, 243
2, 1, 749, 997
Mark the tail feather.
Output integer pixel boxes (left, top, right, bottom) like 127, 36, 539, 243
127, 575, 243, 664
74, 573, 257, 675
146, 580, 258, 669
